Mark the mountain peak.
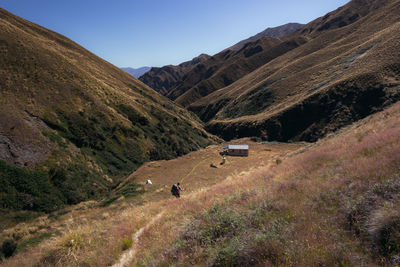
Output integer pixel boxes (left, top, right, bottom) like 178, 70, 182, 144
228, 22, 305, 51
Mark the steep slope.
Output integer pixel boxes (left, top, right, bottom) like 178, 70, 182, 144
139, 54, 210, 95
190, 0, 400, 141
0, 8, 215, 212
170, 36, 307, 106
121, 66, 151, 78
139, 23, 306, 103
227, 22, 304, 51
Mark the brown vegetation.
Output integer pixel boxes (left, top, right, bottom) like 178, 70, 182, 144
1, 0, 400, 265
193, 0, 400, 142
142, 0, 400, 144
2, 84, 399, 266
140, 24, 305, 106
0, 8, 215, 218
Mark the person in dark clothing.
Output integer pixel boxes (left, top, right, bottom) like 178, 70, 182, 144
171, 182, 182, 198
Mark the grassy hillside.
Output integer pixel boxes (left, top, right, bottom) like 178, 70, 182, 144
140, 0, 400, 145
191, 0, 400, 141
0, 8, 215, 214
139, 24, 306, 106
173, 36, 306, 107
2, 79, 399, 267
139, 54, 211, 95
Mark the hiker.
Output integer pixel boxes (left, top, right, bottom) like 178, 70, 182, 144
177, 182, 182, 193
220, 156, 226, 165
210, 163, 218, 168
171, 182, 182, 198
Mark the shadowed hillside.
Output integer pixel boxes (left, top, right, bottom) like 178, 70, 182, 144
140, 0, 399, 143
139, 54, 211, 95
139, 23, 305, 103
0, 8, 215, 213
171, 36, 307, 107
190, 0, 400, 141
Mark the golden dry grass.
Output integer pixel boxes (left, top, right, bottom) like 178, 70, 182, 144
2, 100, 399, 266
0, 7, 216, 219
190, 0, 400, 141
127, 100, 400, 266
0, 138, 304, 266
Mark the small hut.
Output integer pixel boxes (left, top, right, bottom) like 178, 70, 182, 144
227, 144, 249, 157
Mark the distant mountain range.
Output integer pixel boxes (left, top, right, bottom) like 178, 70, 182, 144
121, 66, 151, 78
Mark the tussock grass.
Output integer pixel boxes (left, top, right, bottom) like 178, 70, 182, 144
2, 102, 400, 266
131, 102, 400, 266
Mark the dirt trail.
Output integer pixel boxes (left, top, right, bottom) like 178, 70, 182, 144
112, 211, 164, 267
111, 139, 309, 266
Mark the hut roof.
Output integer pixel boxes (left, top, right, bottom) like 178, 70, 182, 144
228, 144, 249, 150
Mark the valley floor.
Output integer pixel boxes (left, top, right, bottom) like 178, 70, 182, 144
125, 139, 307, 204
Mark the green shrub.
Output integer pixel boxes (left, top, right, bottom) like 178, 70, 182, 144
0, 160, 64, 212
121, 238, 132, 250
101, 183, 145, 206
17, 233, 52, 252
11, 210, 40, 223
167, 201, 292, 266
368, 207, 400, 257
212, 238, 241, 267
1, 239, 17, 258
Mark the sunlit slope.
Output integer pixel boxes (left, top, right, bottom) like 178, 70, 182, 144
0, 8, 215, 211
140, 24, 305, 106
135, 94, 400, 266
3, 78, 400, 267
190, 0, 400, 141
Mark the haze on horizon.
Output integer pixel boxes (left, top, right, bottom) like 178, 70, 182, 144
1, 0, 349, 68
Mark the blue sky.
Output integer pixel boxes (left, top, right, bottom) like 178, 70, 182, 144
1, 0, 350, 68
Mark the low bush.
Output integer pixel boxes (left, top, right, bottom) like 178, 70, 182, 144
342, 176, 400, 262
1, 239, 17, 258
368, 207, 400, 257
0, 160, 64, 213
17, 233, 52, 252
121, 238, 132, 250
167, 201, 292, 266
101, 183, 145, 206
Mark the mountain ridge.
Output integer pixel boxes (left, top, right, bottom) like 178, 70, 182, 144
139, 23, 304, 99
198, 0, 400, 141
140, 0, 400, 143
227, 22, 304, 51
